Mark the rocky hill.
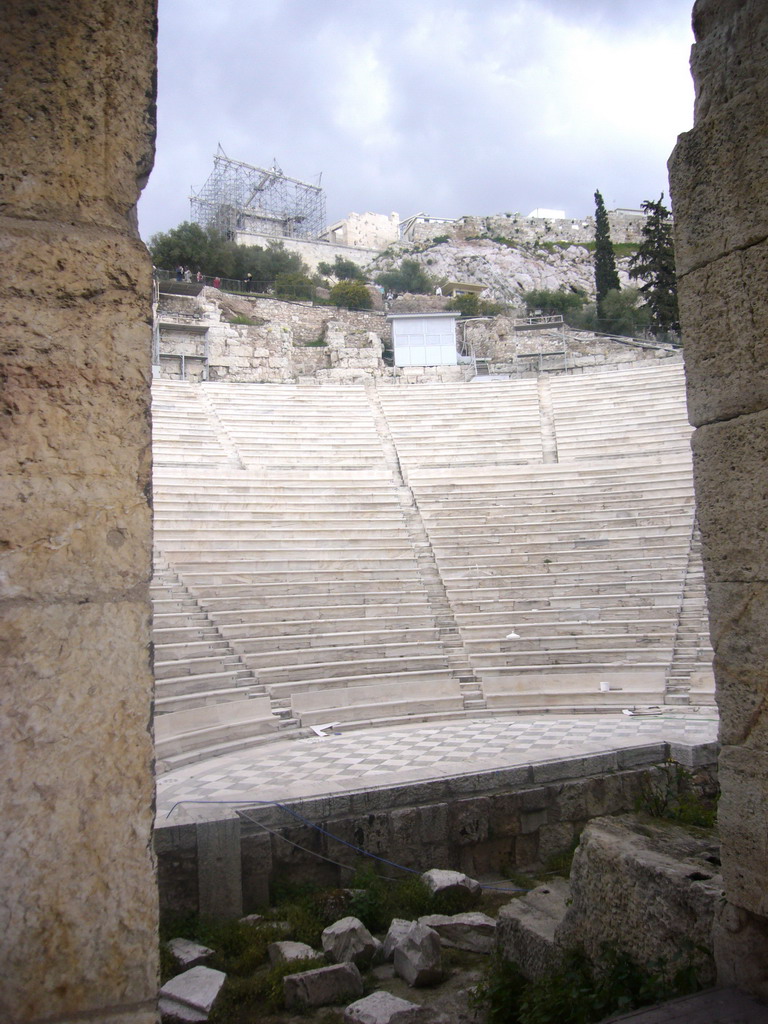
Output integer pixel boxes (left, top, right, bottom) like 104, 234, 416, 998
368, 237, 634, 308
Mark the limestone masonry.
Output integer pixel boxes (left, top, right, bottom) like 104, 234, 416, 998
669, 0, 768, 1000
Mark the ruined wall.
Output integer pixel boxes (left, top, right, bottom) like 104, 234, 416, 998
668, 0, 768, 1000
466, 319, 681, 375
0, 3, 159, 1022
322, 211, 401, 249
407, 210, 649, 246
157, 292, 676, 384
154, 744, 718, 916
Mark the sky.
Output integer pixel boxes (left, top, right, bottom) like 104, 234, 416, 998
137, 0, 696, 243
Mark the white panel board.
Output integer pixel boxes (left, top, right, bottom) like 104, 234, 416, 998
392, 317, 458, 367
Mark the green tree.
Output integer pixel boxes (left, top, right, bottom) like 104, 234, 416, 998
593, 190, 621, 312
317, 256, 365, 280
274, 272, 315, 300
628, 195, 679, 337
597, 287, 650, 337
329, 279, 373, 309
149, 222, 233, 276
522, 287, 588, 323
447, 293, 504, 317
375, 258, 433, 294
149, 222, 308, 290
448, 293, 480, 317
335, 256, 366, 280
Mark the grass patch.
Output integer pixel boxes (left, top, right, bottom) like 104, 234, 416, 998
208, 956, 326, 1021
635, 762, 718, 829
472, 944, 703, 1024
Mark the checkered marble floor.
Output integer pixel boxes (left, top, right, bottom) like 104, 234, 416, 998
157, 710, 718, 823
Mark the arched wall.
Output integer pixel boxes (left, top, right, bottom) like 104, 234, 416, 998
1, 2, 159, 1022
669, 0, 768, 999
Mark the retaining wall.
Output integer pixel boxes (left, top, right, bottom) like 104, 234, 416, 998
154, 741, 718, 919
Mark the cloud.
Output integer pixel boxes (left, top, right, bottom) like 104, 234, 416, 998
138, 0, 695, 240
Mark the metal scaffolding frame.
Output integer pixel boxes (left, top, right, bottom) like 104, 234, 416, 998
190, 147, 326, 241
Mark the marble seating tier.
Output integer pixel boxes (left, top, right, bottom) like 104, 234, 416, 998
151, 368, 714, 767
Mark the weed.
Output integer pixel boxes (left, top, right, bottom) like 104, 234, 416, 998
542, 838, 581, 879
159, 941, 179, 984
472, 943, 702, 1024
208, 956, 325, 1020
634, 762, 718, 829
227, 314, 257, 326
471, 952, 527, 1023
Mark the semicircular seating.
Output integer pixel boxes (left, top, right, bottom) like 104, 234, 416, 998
151, 362, 714, 770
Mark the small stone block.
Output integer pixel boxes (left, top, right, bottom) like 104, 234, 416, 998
159, 965, 227, 1021
421, 868, 481, 897
283, 962, 363, 1010
268, 940, 319, 965
167, 938, 214, 968
344, 989, 425, 1023
382, 918, 414, 961
616, 744, 667, 769
668, 741, 720, 769
418, 912, 497, 953
239, 913, 263, 926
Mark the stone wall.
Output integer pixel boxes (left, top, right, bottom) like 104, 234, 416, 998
406, 210, 650, 247
1, 3, 159, 1023
157, 291, 677, 384
668, 0, 768, 1000
154, 743, 717, 917
465, 320, 681, 375
233, 230, 379, 274
321, 211, 401, 249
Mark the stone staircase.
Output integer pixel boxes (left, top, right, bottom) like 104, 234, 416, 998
152, 557, 299, 749
665, 525, 715, 704
365, 383, 486, 712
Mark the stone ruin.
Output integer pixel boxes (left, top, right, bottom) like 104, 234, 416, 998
2, 0, 768, 1021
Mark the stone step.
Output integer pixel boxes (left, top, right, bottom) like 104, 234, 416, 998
155, 671, 257, 697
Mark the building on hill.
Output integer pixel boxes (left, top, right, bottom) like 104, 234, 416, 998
190, 148, 326, 241
399, 212, 458, 242
319, 211, 400, 249
528, 207, 566, 219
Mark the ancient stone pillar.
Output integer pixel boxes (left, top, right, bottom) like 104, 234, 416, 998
0, 3, 159, 1022
669, 0, 768, 1000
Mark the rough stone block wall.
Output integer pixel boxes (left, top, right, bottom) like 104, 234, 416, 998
154, 750, 718, 918
1, 3, 159, 1022
669, 0, 768, 1000
232, 231, 379, 274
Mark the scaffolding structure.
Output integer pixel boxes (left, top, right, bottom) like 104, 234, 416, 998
190, 148, 326, 241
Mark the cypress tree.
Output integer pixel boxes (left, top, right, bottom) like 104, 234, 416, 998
593, 189, 620, 313
628, 194, 679, 337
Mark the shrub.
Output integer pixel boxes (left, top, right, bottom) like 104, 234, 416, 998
522, 287, 588, 321
329, 279, 373, 309
274, 272, 315, 300
472, 944, 702, 1024
598, 287, 650, 337
447, 293, 504, 317
376, 258, 433, 295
